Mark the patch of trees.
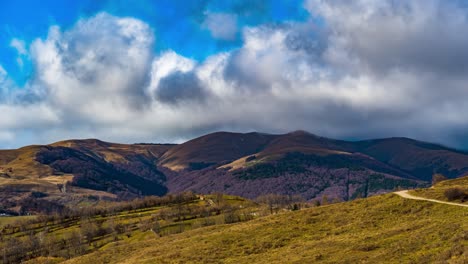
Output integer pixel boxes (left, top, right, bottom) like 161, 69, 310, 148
188, 162, 216, 170
444, 188, 468, 202
0, 192, 198, 236
367, 174, 420, 192
350, 174, 421, 199
408, 165, 463, 182
256, 194, 305, 214
1, 193, 197, 263
19, 197, 67, 215
2, 217, 126, 263
0, 189, 68, 216
233, 152, 407, 180
0, 192, 263, 263
233, 153, 308, 180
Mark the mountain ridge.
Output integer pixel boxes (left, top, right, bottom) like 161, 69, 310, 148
1, 130, 468, 214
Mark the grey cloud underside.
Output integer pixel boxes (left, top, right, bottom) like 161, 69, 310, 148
155, 71, 207, 104
326, 2, 468, 76
2, 1, 468, 149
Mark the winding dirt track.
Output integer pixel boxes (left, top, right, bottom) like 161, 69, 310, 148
394, 190, 468, 208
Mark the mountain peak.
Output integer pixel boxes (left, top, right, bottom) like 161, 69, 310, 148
51, 138, 110, 148
287, 130, 314, 136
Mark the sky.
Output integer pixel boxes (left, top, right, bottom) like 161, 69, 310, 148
1, 0, 468, 149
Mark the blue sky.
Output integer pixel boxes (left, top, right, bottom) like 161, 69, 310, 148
1, 0, 468, 149
0, 0, 308, 87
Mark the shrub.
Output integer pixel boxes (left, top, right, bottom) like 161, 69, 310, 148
444, 188, 468, 201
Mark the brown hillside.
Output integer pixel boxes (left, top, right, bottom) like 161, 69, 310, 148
158, 132, 276, 171
0, 140, 175, 215
355, 138, 468, 180
2, 131, 468, 214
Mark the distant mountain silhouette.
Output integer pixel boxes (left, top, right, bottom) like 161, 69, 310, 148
2, 131, 468, 214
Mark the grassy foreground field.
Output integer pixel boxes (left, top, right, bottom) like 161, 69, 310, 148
1, 193, 267, 264
0, 216, 36, 227
410, 176, 468, 203
63, 194, 467, 264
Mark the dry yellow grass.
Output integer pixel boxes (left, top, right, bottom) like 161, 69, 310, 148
220, 148, 351, 171
0, 146, 53, 179
65, 194, 468, 264
410, 176, 468, 203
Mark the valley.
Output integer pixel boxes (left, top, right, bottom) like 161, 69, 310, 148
0, 131, 467, 263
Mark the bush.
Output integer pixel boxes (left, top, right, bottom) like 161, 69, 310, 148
444, 188, 468, 201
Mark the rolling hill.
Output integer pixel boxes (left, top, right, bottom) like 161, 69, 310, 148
162, 131, 468, 201
0, 140, 173, 215
57, 190, 468, 263
409, 176, 468, 203
2, 131, 468, 215
2, 178, 466, 264
158, 131, 468, 180
158, 132, 275, 171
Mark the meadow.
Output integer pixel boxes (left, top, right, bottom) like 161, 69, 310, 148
65, 193, 467, 264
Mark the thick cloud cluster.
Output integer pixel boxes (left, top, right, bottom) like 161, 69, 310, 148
2, 1, 468, 148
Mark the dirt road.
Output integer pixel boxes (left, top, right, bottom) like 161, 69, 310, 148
394, 190, 468, 208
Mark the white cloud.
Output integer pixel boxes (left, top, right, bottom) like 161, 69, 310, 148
0, 65, 18, 98
0, 13, 157, 146
10, 38, 27, 55
10, 38, 28, 68
306, 0, 468, 75
148, 51, 196, 97
30, 13, 154, 121
3, 3, 468, 148
203, 13, 238, 40
0, 103, 58, 129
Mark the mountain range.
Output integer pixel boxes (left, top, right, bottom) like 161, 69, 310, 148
2, 130, 468, 214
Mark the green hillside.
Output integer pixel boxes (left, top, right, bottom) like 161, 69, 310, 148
0, 193, 267, 264
410, 176, 468, 203
1, 184, 467, 264
64, 194, 467, 264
